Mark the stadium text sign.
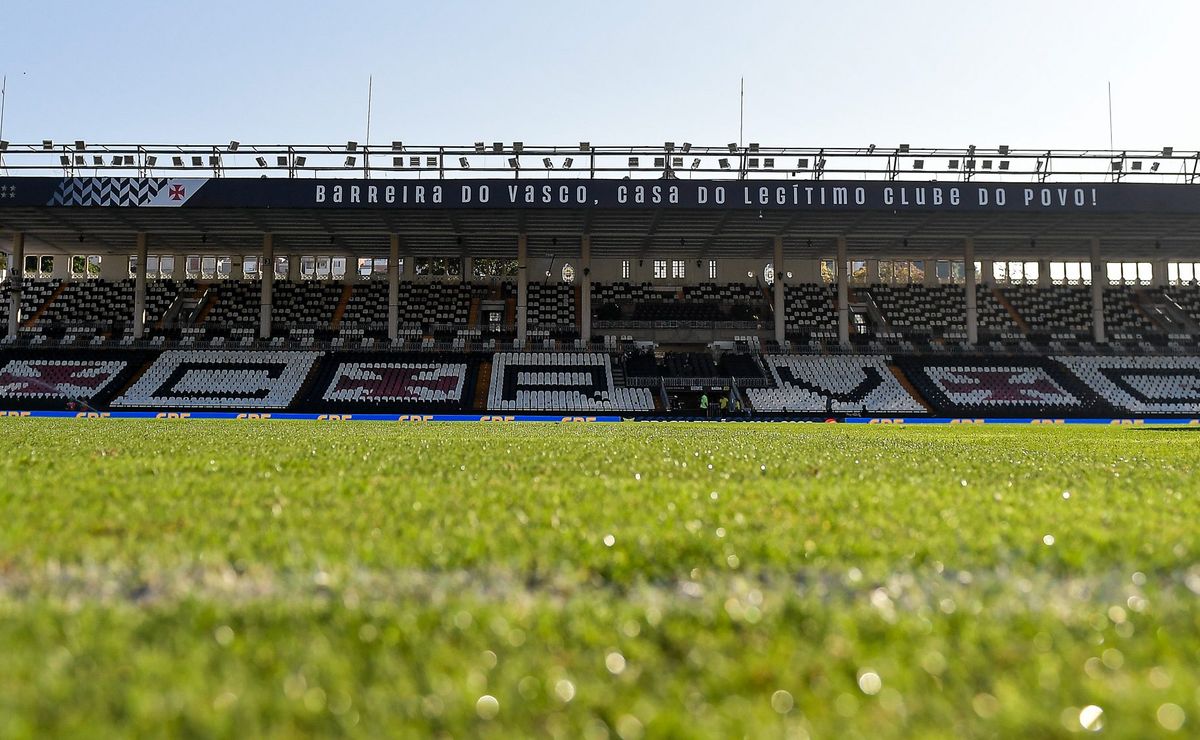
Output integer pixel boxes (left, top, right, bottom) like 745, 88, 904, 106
2, 177, 1199, 213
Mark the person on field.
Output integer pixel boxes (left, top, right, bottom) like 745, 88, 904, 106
699, 393, 709, 419
719, 396, 729, 419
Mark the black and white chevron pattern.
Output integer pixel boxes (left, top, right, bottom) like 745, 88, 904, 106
49, 178, 168, 206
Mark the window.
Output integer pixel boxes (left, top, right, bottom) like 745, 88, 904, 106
186, 255, 202, 278
561, 263, 575, 283
1107, 261, 1152, 285
621, 260, 631, 280
473, 259, 515, 278
671, 259, 686, 279
1169, 262, 1200, 285
300, 256, 316, 278
216, 256, 232, 278
160, 255, 174, 277
1051, 261, 1092, 285
40, 256, 54, 275
331, 257, 346, 279
708, 260, 717, 280
850, 260, 868, 285
274, 256, 289, 279
200, 256, 216, 279
243, 256, 259, 278
993, 261, 1039, 285
22, 255, 55, 277
820, 259, 837, 283
315, 256, 331, 279
71, 255, 88, 278
653, 260, 668, 279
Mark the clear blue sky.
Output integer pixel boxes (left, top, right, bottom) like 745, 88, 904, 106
1, 0, 1196, 150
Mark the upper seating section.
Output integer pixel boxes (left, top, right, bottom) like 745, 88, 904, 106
528, 283, 576, 329
487, 351, 654, 412
1102, 286, 1157, 334
34, 279, 183, 333
273, 281, 344, 327
783, 284, 837, 333
1002, 286, 1091, 335
0, 279, 61, 327
869, 284, 965, 335
593, 282, 766, 323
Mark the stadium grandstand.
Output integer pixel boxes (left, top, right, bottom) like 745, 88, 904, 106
3, 140, 1200, 418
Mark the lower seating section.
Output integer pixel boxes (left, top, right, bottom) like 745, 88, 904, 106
488, 352, 654, 412
895, 356, 1108, 418
306, 353, 476, 411
784, 284, 837, 334
748, 355, 925, 413
1055, 355, 1200, 415
0, 349, 146, 409
111, 350, 322, 409
718, 353, 764, 379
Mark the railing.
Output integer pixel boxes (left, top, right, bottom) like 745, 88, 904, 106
625, 376, 772, 389
594, 320, 766, 330
1, 142, 1197, 183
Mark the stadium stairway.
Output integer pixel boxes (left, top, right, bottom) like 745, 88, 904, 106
889, 364, 933, 412
22, 282, 67, 328
473, 360, 492, 409
992, 287, 1031, 334
329, 285, 354, 329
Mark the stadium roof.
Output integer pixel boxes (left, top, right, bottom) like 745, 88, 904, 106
2, 143, 1199, 260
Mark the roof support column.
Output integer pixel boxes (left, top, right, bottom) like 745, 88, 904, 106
516, 233, 528, 346
773, 235, 786, 347
964, 238, 978, 345
461, 256, 473, 285
7, 233, 24, 339
580, 234, 592, 344
1091, 238, 1105, 344
387, 235, 400, 342
836, 236, 850, 347
260, 234, 274, 340
133, 233, 148, 339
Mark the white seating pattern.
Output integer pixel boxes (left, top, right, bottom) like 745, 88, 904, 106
748, 355, 925, 413
0, 359, 127, 399
112, 350, 321, 409
322, 362, 466, 403
488, 352, 654, 412
1055, 355, 1200, 414
922, 365, 1081, 407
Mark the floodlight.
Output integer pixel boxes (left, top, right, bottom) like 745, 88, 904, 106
719, 158, 730, 169
798, 158, 809, 168
393, 156, 404, 167
59, 155, 70, 166
998, 160, 1010, 170
628, 156, 639, 167
748, 158, 759, 168
391, 141, 403, 151
913, 159, 924, 170
409, 156, 420, 167
543, 157, 553, 169
690, 158, 700, 169
513, 141, 524, 152
474, 142, 485, 153
563, 157, 574, 169
579, 141, 590, 151
898, 144, 910, 153
459, 157, 470, 168
764, 157, 775, 168
191, 156, 203, 166
294, 156, 306, 166
425, 156, 436, 167
346, 141, 358, 151
728, 143, 737, 152
42, 140, 53, 150
508, 157, 520, 168
74, 140, 85, 150
664, 141, 675, 151
1111, 160, 1122, 171
172, 156, 184, 167
256, 157, 268, 167
492, 142, 504, 152
146, 156, 157, 167
967, 144, 976, 155
0, 140, 8, 151
653, 157, 664, 168
93, 156, 104, 166
1150, 162, 1161, 172
681, 142, 691, 153
208, 155, 219, 166
1132, 161, 1143, 171
867, 144, 876, 154
111, 156, 122, 166
1162, 146, 1174, 157
749, 142, 760, 152
948, 159, 959, 169
982, 160, 993, 169
998, 145, 1009, 155
73, 155, 84, 166
228, 140, 240, 151
671, 157, 683, 168
276, 156, 287, 166
345, 156, 356, 167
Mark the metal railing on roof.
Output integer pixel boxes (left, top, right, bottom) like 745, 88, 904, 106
1, 142, 1197, 183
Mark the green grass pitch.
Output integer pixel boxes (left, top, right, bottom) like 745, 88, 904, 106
1, 420, 1198, 738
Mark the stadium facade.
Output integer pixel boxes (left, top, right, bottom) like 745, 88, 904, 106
2, 141, 1200, 419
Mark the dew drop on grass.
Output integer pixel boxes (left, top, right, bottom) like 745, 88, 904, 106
1043, 534, 1056, 546
857, 670, 882, 695
603, 534, 616, 547
771, 689, 794, 714
605, 652, 626, 675
1079, 705, 1104, 732
1157, 703, 1186, 732
475, 695, 499, 720
554, 679, 575, 703
214, 625, 234, 646
1063, 491, 1071, 499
